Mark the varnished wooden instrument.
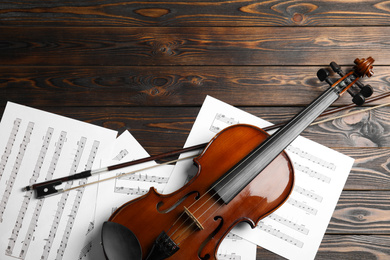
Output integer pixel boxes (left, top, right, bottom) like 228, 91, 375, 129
101, 57, 374, 260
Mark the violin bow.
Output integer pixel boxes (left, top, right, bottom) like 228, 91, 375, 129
23, 58, 389, 198
23, 92, 390, 198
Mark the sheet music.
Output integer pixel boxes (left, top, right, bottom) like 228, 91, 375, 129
0, 102, 117, 260
164, 96, 354, 260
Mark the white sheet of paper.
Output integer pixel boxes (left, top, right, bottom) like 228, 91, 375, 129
0, 102, 117, 260
164, 96, 354, 260
88, 130, 175, 259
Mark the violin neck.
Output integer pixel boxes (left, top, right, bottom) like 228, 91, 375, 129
213, 86, 340, 204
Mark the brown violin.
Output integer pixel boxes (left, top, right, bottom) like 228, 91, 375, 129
101, 57, 374, 260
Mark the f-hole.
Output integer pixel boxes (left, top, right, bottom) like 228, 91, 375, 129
198, 216, 224, 260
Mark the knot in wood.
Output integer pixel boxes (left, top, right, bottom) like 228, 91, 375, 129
292, 13, 304, 23
286, 3, 317, 24
148, 39, 182, 57
349, 208, 370, 222
134, 8, 170, 18
360, 121, 384, 144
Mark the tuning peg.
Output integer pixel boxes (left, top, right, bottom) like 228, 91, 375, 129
351, 92, 365, 106
361, 85, 373, 97
330, 61, 374, 100
330, 61, 344, 76
353, 82, 373, 98
317, 68, 333, 86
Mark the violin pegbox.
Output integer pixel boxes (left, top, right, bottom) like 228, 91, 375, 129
317, 57, 375, 106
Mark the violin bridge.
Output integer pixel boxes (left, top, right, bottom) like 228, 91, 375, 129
184, 206, 204, 230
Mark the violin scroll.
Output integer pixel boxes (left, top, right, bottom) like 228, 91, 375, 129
317, 57, 375, 106
354, 57, 374, 77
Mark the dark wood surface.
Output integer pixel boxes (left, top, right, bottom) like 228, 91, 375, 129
1, 1, 390, 259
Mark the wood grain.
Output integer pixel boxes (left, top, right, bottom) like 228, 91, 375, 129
1, 66, 389, 107
2, 106, 390, 149
1, 0, 390, 258
0, 27, 389, 66
2, 0, 390, 27
329, 191, 390, 234
257, 235, 390, 259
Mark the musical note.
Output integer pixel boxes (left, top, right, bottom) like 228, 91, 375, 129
0, 118, 21, 181
258, 221, 304, 248
7, 127, 55, 258
210, 113, 239, 133
217, 253, 242, 260
18, 130, 67, 258
225, 233, 243, 240
78, 241, 92, 260
55, 140, 100, 260
293, 162, 331, 183
114, 186, 149, 196
294, 185, 323, 203
287, 145, 336, 171
1, 122, 34, 223
287, 198, 318, 215
41, 136, 88, 260
0, 102, 117, 260
118, 173, 169, 184
113, 149, 129, 161
85, 221, 95, 236
268, 213, 309, 235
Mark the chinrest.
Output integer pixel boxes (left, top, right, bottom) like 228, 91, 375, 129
101, 221, 142, 260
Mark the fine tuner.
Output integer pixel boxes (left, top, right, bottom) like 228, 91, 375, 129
317, 57, 374, 105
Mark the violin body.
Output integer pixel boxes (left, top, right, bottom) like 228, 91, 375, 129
108, 124, 294, 259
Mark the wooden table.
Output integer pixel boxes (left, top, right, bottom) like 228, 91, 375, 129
1, 1, 389, 259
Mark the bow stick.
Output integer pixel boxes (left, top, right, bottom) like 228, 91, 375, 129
36, 101, 390, 198
23, 94, 390, 199
23, 58, 387, 198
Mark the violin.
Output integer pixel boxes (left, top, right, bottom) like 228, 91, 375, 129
101, 58, 374, 260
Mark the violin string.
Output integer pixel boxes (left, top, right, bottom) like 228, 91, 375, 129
62, 101, 390, 245
170, 173, 252, 245
165, 119, 335, 243
166, 211, 187, 235
176, 186, 270, 245
169, 156, 275, 245
169, 92, 340, 243
169, 141, 269, 243
167, 101, 390, 244
58, 100, 389, 195
162, 101, 390, 245
170, 190, 224, 243
176, 101, 390, 218
167, 212, 194, 241
172, 101, 390, 245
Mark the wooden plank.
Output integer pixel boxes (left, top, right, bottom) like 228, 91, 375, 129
2, 1, 390, 27
328, 191, 390, 234
316, 235, 390, 260
1, 106, 390, 149
0, 27, 389, 66
341, 148, 390, 190
256, 235, 390, 259
0, 66, 388, 107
